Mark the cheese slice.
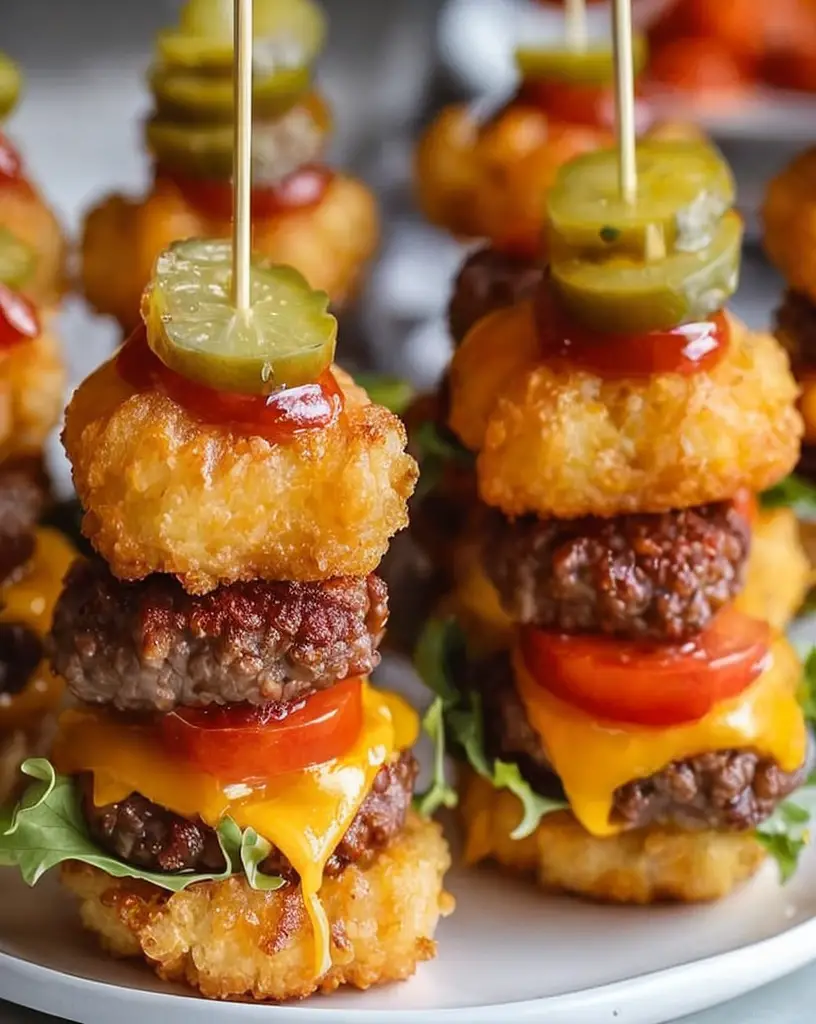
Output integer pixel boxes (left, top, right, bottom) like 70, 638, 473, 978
53, 684, 419, 975
0, 527, 76, 730
512, 636, 807, 838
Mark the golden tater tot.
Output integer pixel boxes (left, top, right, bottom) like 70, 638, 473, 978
63, 362, 417, 593
0, 182, 67, 307
62, 814, 452, 1002
449, 303, 801, 519
0, 314, 64, 462
763, 147, 816, 306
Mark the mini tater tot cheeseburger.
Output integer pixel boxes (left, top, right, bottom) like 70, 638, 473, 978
416, 36, 704, 346
762, 148, 816, 538
81, 0, 378, 335
0, 54, 67, 308
0, 240, 452, 1002
416, 140, 816, 903
0, 281, 73, 803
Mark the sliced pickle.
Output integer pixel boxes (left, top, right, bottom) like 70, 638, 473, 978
146, 118, 235, 178
144, 238, 336, 394
0, 54, 21, 121
547, 141, 735, 258
549, 210, 743, 335
0, 229, 35, 289
515, 35, 647, 85
151, 64, 310, 123
158, 0, 326, 71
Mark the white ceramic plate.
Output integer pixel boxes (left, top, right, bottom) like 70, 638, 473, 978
4, 651, 816, 1024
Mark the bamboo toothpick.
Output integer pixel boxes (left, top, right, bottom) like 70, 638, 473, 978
565, 0, 587, 51
611, 0, 637, 205
232, 0, 253, 311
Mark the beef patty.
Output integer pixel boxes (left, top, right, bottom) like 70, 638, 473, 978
448, 245, 543, 345
472, 654, 805, 832
80, 751, 417, 878
483, 503, 750, 642
0, 460, 48, 585
51, 559, 389, 712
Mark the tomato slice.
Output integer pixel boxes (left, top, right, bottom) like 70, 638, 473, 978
534, 285, 730, 377
731, 487, 758, 525
520, 607, 771, 727
117, 325, 343, 442
160, 679, 364, 784
0, 132, 22, 184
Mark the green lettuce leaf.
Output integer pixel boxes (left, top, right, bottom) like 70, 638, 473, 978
239, 827, 284, 891
799, 647, 816, 726
353, 373, 415, 417
756, 775, 816, 884
413, 619, 566, 837
0, 759, 283, 892
761, 474, 816, 515
412, 422, 475, 500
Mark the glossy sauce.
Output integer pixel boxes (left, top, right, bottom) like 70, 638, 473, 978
0, 284, 40, 348
515, 80, 653, 132
159, 164, 334, 221
117, 325, 343, 443
534, 284, 730, 377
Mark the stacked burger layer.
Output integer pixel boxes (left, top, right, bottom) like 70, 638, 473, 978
2, 241, 451, 1001
81, 0, 378, 333
422, 140, 814, 901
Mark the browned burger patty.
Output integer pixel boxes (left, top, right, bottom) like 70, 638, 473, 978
483, 503, 750, 642
471, 654, 805, 831
448, 245, 543, 345
0, 461, 48, 585
79, 752, 418, 878
0, 622, 43, 696
51, 559, 389, 712
775, 288, 816, 367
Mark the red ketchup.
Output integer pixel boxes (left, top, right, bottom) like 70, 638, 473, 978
158, 164, 334, 220
0, 284, 39, 349
534, 286, 730, 378
0, 132, 24, 185
515, 81, 654, 133
117, 325, 343, 444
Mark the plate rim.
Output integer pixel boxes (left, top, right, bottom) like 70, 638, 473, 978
3, 902, 816, 1023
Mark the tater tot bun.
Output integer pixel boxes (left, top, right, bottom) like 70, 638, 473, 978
0, 314, 65, 462
763, 147, 816, 306
449, 303, 801, 519
460, 772, 766, 904
63, 360, 417, 593
81, 174, 379, 332
0, 181, 67, 308
736, 507, 811, 630
61, 813, 453, 1002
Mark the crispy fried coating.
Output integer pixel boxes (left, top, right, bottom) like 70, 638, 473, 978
60, 814, 453, 1002
763, 148, 816, 305
81, 173, 379, 332
449, 302, 801, 518
736, 507, 811, 630
0, 180, 67, 307
415, 102, 610, 252
63, 362, 417, 593
0, 315, 65, 462
460, 771, 766, 903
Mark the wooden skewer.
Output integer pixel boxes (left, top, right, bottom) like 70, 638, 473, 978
232, 0, 253, 311
611, 0, 637, 205
565, 0, 587, 51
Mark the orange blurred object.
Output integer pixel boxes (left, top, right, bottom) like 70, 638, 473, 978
648, 36, 754, 97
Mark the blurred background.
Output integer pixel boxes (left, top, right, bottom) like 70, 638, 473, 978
3, 0, 816, 455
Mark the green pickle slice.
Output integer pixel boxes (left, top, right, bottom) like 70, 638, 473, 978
145, 238, 337, 394
158, 0, 326, 71
0, 229, 36, 290
547, 142, 735, 258
150, 64, 310, 123
515, 35, 647, 85
146, 118, 235, 178
0, 54, 21, 121
550, 210, 743, 335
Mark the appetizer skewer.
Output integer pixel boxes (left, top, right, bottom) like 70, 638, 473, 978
81, 0, 379, 335
0, 6, 450, 1001
0, 53, 67, 309
418, 0, 813, 901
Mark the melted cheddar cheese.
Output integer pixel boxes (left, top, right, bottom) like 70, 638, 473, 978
512, 635, 807, 838
0, 527, 76, 730
53, 685, 419, 976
